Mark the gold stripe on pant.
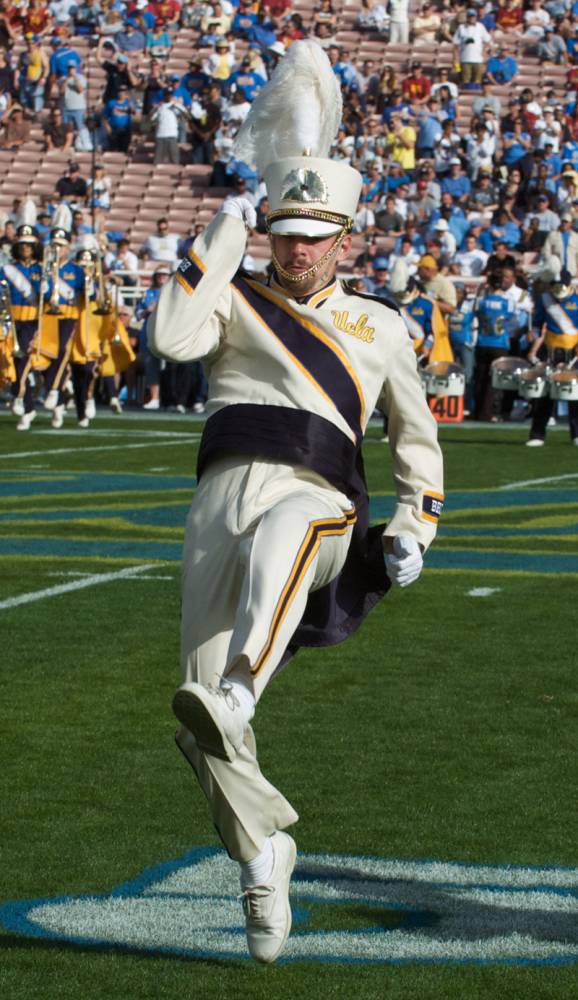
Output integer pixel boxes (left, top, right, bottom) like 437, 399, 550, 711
179, 455, 355, 861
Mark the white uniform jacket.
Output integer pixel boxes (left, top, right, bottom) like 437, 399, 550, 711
148, 213, 444, 643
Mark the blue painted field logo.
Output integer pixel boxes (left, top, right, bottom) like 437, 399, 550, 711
1, 850, 578, 965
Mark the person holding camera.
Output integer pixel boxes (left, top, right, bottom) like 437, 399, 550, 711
150, 85, 187, 164
452, 9, 491, 89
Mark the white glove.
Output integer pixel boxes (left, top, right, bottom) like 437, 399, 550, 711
384, 533, 423, 588
220, 195, 257, 230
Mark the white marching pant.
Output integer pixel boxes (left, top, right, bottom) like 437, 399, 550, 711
178, 455, 355, 861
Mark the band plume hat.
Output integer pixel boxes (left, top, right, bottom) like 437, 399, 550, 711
15, 198, 38, 244
233, 40, 362, 238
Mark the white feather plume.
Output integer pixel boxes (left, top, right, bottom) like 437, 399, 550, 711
16, 197, 37, 230
389, 258, 409, 295
233, 40, 342, 176
52, 203, 72, 233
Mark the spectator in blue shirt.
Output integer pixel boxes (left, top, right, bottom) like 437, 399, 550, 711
441, 159, 472, 204
502, 120, 532, 174
567, 26, 578, 60
116, 21, 146, 53
489, 209, 521, 250
103, 85, 134, 153
416, 97, 443, 160
49, 38, 82, 80
231, 0, 259, 35
228, 58, 266, 101
542, 143, 562, 177
486, 46, 518, 85
177, 59, 210, 104
327, 44, 361, 91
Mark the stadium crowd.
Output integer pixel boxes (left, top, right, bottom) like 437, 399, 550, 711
0, 0, 578, 440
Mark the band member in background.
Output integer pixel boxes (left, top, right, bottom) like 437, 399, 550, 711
527, 269, 578, 446
42, 205, 88, 429
0, 199, 44, 431
473, 272, 516, 422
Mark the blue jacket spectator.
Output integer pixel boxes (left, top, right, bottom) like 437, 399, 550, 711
50, 40, 82, 79
489, 211, 521, 250
228, 61, 266, 101
486, 49, 518, 85
441, 161, 471, 203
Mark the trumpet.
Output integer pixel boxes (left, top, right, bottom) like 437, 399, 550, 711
93, 253, 113, 316
0, 278, 23, 357
43, 242, 63, 315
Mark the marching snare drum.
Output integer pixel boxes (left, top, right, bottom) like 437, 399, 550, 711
424, 361, 465, 397
517, 365, 550, 400
548, 366, 578, 401
491, 356, 532, 391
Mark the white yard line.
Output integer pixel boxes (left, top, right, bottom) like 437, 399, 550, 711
48, 570, 175, 581
0, 563, 161, 611
0, 440, 195, 461
467, 587, 502, 597
497, 473, 578, 490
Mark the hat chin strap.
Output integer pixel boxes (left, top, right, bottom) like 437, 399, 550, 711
270, 226, 349, 286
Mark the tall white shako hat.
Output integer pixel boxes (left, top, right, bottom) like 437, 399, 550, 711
51, 204, 73, 246
15, 197, 39, 244
233, 40, 362, 281
74, 233, 99, 263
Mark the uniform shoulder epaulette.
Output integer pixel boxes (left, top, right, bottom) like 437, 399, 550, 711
341, 279, 400, 314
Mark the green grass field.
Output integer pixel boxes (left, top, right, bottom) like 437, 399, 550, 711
1, 411, 577, 1000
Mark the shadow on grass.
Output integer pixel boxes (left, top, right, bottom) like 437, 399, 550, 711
0, 932, 244, 969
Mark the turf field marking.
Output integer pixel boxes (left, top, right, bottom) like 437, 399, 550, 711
467, 587, 502, 597
47, 570, 175, 581
498, 473, 578, 490
0, 441, 194, 461
3, 849, 578, 965
0, 563, 161, 611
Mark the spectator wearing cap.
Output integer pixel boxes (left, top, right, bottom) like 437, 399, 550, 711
453, 9, 491, 89
43, 105, 74, 151
401, 61, 431, 107
528, 194, 561, 235
116, 19, 147, 53
151, 84, 186, 163
464, 121, 496, 181
231, 0, 259, 34
386, 110, 416, 172
18, 34, 49, 113
486, 45, 518, 85
103, 83, 136, 153
472, 77, 501, 120
87, 162, 112, 210
542, 211, 578, 275
49, 31, 82, 84
433, 218, 457, 260
59, 61, 87, 132
146, 18, 173, 58
417, 253, 457, 316
415, 96, 443, 161
74, 0, 102, 36
408, 175, 439, 221
228, 56, 266, 102
537, 24, 568, 65
412, 1, 441, 45
55, 161, 88, 202
97, 37, 139, 103
204, 39, 235, 82
429, 191, 469, 246
175, 59, 210, 104
363, 256, 393, 299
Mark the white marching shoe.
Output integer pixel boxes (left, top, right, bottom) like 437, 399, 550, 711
241, 832, 297, 965
85, 398, 96, 420
78, 417, 90, 429
16, 410, 36, 431
525, 439, 544, 447
44, 389, 59, 411
51, 404, 64, 429
143, 398, 160, 410
172, 680, 247, 761
110, 396, 122, 414
12, 397, 25, 417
